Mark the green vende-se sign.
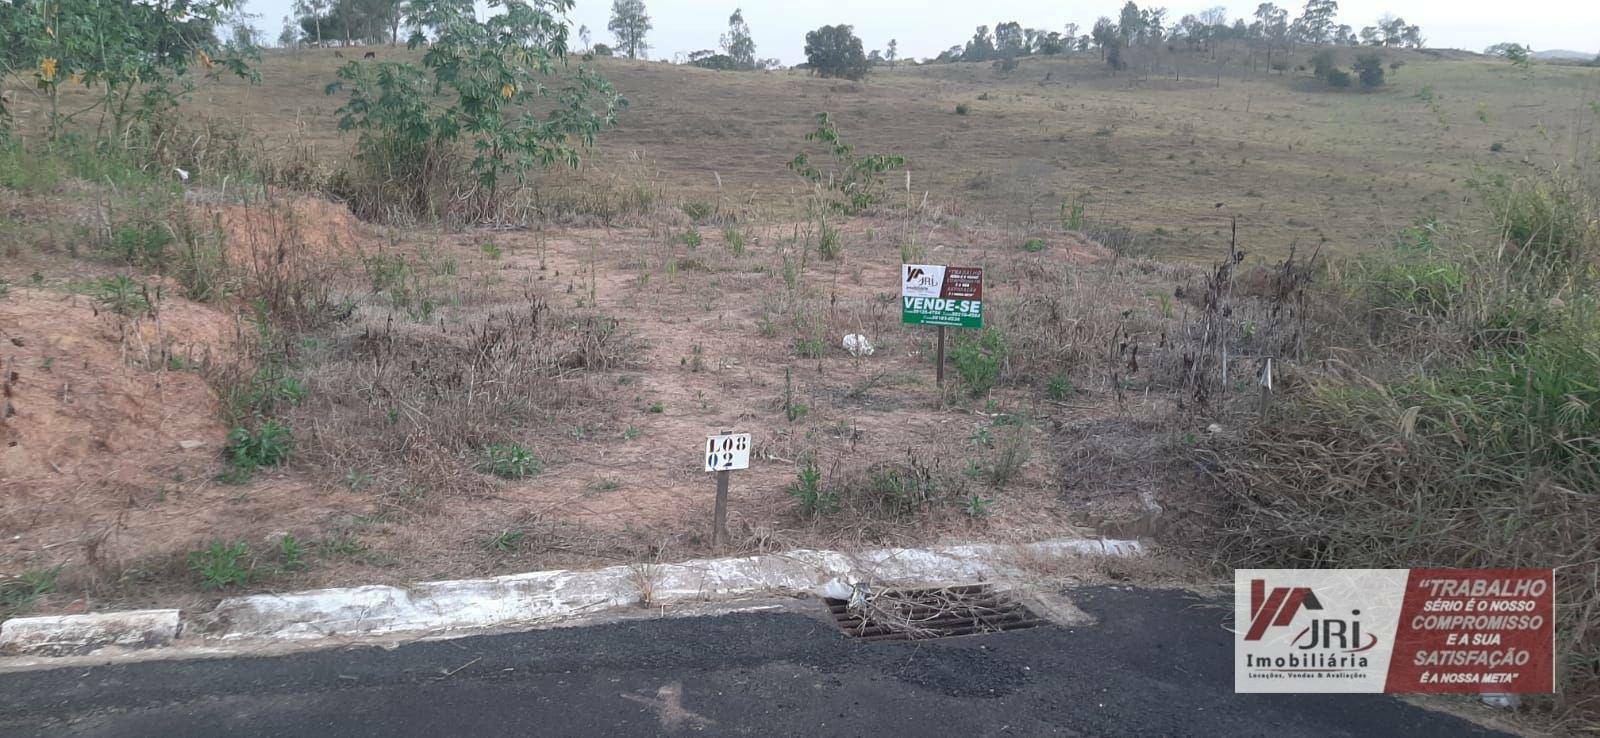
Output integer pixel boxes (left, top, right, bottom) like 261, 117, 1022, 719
901, 264, 984, 329
901, 296, 983, 328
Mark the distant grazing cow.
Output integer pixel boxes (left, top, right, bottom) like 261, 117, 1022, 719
363, 51, 376, 59
334, 50, 344, 59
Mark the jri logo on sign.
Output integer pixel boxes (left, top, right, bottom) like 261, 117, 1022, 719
1235, 569, 1554, 694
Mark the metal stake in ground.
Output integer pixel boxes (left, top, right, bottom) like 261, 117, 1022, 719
704, 431, 751, 547
936, 326, 946, 387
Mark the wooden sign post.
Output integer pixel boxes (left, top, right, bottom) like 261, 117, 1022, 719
704, 431, 751, 547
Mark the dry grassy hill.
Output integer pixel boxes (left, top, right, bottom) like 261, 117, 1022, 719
11, 46, 1592, 259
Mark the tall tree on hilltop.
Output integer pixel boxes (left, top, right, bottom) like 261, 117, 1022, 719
1295, 0, 1337, 45
608, 0, 650, 59
720, 8, 754, 69
295, 0, 327, 45
1091, 16, 1115, 60
803, 24, 867, 80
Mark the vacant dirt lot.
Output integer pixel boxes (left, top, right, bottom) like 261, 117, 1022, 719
2, 48, 1595, 618
3, 184, 1230, 613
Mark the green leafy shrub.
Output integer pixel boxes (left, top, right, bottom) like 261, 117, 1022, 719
722, 226, 747, 255
950, 328, 1009, 396
226, 419, 293, 470
1353, 54, 1385, 88
188, 541, 254, 590
681, 201, 714, 223
788, 455, 836, 516
0, 567, 59, 617
955, 103, 970, 115
792, 335, 828, 358
815, 221, 842, 260
1046, 372, 1075, 400
327, 0, 624, 222
109, 219, 175, 266
985, 427, 1030, 487
787, 112, 905, 214
479, 443, 543, 479
91, 274, 152, 315
1021, 237, 1046, 252
277, 534, 306, 572
486, 530, 527, 551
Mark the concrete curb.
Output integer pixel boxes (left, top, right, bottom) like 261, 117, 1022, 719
1, 537, 1142, 659
0, 609, 182, 656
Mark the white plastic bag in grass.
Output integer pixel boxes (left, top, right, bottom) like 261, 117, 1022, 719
843, 334, 874, 357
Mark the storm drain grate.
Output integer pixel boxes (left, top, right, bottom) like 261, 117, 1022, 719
824, 583, 1046, 642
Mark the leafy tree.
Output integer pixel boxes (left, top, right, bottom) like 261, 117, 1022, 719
1487, 42, 1529, 63
1294, 0, 1337, 45
1117, 2, 1144, 45
688, 49, 736, 69
994, 21, 1025, 57
1352, 52, 1383, 87
962, 25, 995, 62
328, 0, 624, 218
1032, 30, 1066, 55
1106, 42, 1125, 71
885, 38, 897, 67
278, 15, 300, 47
1310, 48, 1338, 78
803, 24, 867, 80
1399, 23, 1422, 49
294, 0, 327, 45
1090, 16, 1116, 60
719, 8, 754, 69
1252, 2, 1289, 67
0, 0, 256, 141
1143, 7, 1167, 42
787, 112, 904, 213
608, 0, 649, 59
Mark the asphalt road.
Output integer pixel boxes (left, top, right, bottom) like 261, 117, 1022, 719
0, 587, 1503, 737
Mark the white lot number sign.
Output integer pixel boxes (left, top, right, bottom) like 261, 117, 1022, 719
705, 433, 751, 472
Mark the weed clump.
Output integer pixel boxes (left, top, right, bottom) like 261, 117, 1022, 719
479, 443, 543, 479
950, 328, 1009, 396
226, 419, 293, 472
187, 541, 254, 590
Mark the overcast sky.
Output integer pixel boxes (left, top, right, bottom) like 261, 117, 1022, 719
244, 0, 1599, 64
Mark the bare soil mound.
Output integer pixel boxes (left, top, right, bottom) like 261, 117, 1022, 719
206, 194, 374, 273
0, 287, 235, 486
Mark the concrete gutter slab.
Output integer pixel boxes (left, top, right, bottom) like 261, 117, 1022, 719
2, 537, 1143, 660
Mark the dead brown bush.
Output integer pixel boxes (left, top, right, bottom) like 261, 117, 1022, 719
285, 295, 644, 499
